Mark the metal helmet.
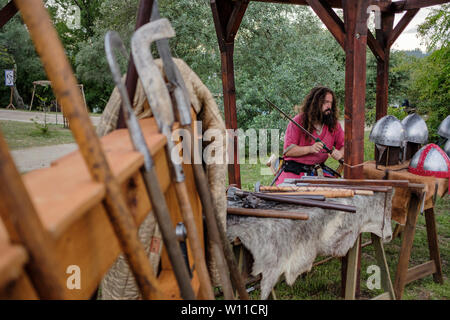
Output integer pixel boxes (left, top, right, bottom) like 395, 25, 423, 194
369, 115, 406, 147
437, 115, 450, 139
408, 143, 450, 178
444, 139, 450, 158
401, 113, 428, 144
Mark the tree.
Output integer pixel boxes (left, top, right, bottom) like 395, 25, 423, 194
0, 0, 46, 108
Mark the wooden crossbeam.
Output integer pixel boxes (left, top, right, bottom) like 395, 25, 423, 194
367, 30, 385, 61
0, 1, 17, 28
306, 0, 345, 49
392, 0, 450, 13
387, 8, 419, 47
226, 1, 249, 42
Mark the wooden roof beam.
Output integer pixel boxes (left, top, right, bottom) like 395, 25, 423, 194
391, 0, 450, 13
0, 1, 18, 28
305, 0, 345, 49
226, 1, 249, 42
388, 8, 419, 47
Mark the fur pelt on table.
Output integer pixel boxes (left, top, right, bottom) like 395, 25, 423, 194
226, 190, 393, 300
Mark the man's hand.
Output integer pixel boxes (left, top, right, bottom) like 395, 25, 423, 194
309, 141, 324, 154
330, 148, 343, 161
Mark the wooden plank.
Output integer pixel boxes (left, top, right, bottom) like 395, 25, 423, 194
392, 0, 450, 12
372, 292, 392, 300
375, 11, 394, 121
371, 233, 396, 299
367, 30, 385, 62
22, 118, 167, 239
424, 208, 444, 284
0, 1, 17, 28
306, 0, 345, 49
0, 131, 67, 299
342, 0, 369, 179
0, 272, 38, 300
394, 191, 424, 299
299, 178, 409, 187
388, 9, 419, 48
344, 236, 360, 300
0, 243, 28, 288
119, 0, 154, 129
405, 261, 436, 284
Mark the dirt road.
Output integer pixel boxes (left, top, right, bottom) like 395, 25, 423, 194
0, 109, 100, 126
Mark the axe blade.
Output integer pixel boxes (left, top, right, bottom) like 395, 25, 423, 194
104, 30, 154, 171
131, 18, 176, 129
150, 0, 192, 127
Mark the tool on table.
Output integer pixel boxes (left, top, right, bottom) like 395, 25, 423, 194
105, 31, 195, 300
132, 18, 217, 300
227, 207, 309, 220
227, 186, 356, 213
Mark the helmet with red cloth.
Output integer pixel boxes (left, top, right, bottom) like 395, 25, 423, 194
408, 143, 450, 178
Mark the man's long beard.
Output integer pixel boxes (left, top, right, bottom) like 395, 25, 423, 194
322, 111, 335, 129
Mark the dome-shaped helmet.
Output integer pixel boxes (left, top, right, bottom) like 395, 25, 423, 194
437, 115, 450, 139
408, 143, 450, 178
369, 115, 405, 147
401, 113, 428, 144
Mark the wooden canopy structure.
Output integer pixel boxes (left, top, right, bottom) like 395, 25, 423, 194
209, 0, 450, 187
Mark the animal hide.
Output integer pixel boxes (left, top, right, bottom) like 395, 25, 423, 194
226, 191, 393, 299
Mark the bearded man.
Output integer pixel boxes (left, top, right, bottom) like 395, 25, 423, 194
275, 86, 344, 185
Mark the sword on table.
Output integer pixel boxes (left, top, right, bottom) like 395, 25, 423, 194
265, 98, 344, 177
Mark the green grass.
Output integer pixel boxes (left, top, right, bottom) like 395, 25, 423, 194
0, 120, 74, 150
238, 133, 450, 300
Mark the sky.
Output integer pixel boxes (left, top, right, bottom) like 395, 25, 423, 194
391, 7, 434, 52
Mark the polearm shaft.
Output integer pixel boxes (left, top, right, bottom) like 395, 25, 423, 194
265, 98, 344, 165
105, 31, 195, 300
16, 0, 163, 300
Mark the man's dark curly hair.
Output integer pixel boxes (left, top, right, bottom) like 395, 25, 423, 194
295, 86, 339, 139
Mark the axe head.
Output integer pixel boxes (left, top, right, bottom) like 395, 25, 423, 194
131, 19, 176, 130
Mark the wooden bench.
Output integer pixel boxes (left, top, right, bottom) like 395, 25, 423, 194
0, 117, 203, 299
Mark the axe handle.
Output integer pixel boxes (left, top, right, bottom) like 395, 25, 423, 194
228, 207, 309, 220
15, 0, 164, 300
185, 122, 249, 300
142, 170, 196, 300
173, 181, 215, 300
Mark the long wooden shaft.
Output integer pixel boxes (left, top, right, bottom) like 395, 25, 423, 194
0, 131, 66, 299
298, 178, 410, 188
174, 181, 214, 299
118, 0, 154, 129
142, 170, 196, 300
15, 0, 163, 299
251, 193, 357, 213
227, 207, 309, 220
188, 125, 249, 299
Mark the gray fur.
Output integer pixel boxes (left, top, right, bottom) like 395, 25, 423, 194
226, 191, 393, 299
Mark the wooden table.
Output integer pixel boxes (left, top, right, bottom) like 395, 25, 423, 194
363, 161, 448, 299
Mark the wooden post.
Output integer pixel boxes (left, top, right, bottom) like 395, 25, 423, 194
210, 0, 248, 188
117, 0, 154, 129
342, 0, 369, 179
0, 130, 66, 299
375, 12, 394, 121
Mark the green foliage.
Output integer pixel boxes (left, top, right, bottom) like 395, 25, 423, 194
417, 4, 450, 51
0, 0, 46, 108
365, 106, 408, 126
407, 46, 450, 142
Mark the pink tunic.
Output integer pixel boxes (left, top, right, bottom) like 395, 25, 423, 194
275, 113, 345, 184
